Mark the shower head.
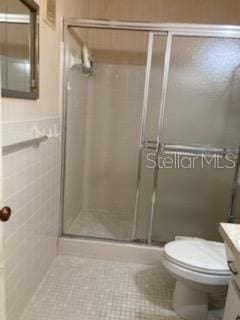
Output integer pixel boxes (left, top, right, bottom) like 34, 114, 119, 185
69, 44, 95, 77
81, 44, 95, 76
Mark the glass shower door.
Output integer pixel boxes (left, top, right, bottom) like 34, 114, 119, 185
150, 36, 240, 243
63, 27, 152, 241
63, 25, 240, 244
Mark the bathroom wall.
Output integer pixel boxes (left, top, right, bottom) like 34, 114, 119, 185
2, 119, 61, 320
64, 0, 240, 25
64, 0, 89, 17
1, 0, 63, 319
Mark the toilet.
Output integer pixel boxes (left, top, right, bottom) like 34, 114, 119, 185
162, 239, 230, 320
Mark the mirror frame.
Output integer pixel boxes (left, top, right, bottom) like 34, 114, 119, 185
1, 0, 39, 100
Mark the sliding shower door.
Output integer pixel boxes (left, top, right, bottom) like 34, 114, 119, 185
143, 35, 240, 243
62, 27, 160, 241
62, 21, 240, 244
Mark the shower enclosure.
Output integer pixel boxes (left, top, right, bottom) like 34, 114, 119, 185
61, 19, 240, 244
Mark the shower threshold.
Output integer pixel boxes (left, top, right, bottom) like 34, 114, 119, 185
58, 236, 164, 265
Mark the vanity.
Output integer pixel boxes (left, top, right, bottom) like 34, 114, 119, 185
219, 223, 240, 320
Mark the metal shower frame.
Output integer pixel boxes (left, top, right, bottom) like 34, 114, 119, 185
61, 18, 240, 244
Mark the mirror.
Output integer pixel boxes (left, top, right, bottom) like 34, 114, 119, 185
0, 0, 39, 99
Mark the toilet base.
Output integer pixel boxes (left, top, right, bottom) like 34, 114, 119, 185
172, 280, 208, 320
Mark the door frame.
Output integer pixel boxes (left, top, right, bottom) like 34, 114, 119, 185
0, 61, 6, 320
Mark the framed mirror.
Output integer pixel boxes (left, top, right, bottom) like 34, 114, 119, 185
0, 0, 39, 99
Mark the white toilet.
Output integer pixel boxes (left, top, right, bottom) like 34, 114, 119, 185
162, 239, 230, 320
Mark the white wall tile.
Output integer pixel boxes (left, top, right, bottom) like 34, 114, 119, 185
1, 0, 63, 318
2, 119, 61, 320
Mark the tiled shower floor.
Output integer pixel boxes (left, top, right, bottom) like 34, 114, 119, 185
67, 210, 133, 240
20, 255, 180, 320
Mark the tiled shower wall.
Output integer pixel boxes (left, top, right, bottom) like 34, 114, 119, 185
63, 62, 146, 233
1, 0, 63, 319
80, 64, 145, 213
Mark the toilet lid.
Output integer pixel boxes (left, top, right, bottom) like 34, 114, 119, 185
164, 240, 230, 275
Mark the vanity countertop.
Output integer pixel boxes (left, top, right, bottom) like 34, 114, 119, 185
219, 223, 240, 262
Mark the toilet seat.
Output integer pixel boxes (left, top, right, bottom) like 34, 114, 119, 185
164, 240, 230, 276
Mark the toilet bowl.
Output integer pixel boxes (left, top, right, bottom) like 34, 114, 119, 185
162, 239, 230, 320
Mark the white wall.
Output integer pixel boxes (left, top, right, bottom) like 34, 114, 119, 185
1, 0, 63, 319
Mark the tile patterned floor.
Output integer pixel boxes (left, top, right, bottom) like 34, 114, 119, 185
20, 256, 180, 320
67, 210, 133, 241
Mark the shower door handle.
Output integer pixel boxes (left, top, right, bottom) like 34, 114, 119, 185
143, 140, 158, 150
